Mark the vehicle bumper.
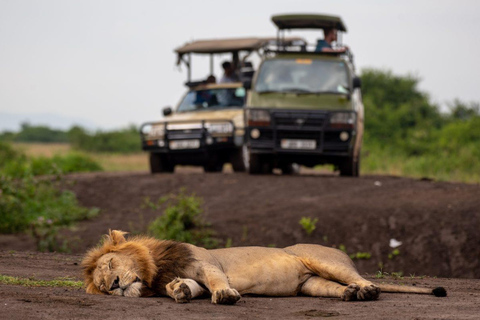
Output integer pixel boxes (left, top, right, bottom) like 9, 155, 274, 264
246, 109, 356, 165
140, 119, 243, 165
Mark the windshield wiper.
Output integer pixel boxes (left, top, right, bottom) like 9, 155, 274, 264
295, 90, 350, 95
279, 88, 313, 93
257, 88, 313, 94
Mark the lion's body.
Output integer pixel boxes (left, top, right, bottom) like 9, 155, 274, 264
82, 231, 446, 304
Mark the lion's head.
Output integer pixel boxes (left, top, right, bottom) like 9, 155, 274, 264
82, 230, 158, 297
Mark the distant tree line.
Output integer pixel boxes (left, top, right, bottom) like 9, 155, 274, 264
0, 123, 141, 154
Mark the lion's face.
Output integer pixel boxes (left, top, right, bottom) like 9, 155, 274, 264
92, 252, 143, 297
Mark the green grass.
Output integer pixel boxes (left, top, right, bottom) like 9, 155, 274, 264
361, 143, 480, 183
0, 274, 83, 288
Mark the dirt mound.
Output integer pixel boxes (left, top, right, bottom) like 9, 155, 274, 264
1, 169, 479, 278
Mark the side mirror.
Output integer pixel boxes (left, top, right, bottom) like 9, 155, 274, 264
353, 77, 362, 89
242, 80, 252, 90
163, 107, 172, 116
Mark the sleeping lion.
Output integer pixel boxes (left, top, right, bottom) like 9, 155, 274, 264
82, 230, 446, 304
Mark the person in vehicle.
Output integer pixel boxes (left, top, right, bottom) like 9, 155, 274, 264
219, 61, 239, 83
205, 75, 216, 84
315, 28, 348, 53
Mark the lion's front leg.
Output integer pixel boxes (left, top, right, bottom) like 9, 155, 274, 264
166, 278, 206, 303
195, 263, 241, 305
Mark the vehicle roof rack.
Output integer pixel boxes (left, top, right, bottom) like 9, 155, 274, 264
175, 37, 305, 55
271, 14, 347, 32
175, 37, 306, 85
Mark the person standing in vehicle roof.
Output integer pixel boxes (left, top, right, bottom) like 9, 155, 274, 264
315, 28, 348, 53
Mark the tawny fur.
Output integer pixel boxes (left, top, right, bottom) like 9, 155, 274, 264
82, 230, 447, 304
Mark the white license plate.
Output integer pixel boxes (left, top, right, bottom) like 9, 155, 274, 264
281, 139, 316, 150
169, 139, 200, 150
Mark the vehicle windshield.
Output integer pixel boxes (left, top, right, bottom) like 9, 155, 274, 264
177, 88, 246, 112
255, 59, 349, 94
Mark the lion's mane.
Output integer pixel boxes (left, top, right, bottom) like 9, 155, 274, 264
82, 230, 195, 296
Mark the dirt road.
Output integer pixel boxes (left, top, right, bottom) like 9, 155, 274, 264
1, 169, 479, 319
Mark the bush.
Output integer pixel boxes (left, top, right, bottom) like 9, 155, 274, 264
69, 125, 140, 154
0, 141, 100, 251
0, 174, 99, 234
0, 142, 102, 178
360, 69, 480, 182
145, 189, 219, 248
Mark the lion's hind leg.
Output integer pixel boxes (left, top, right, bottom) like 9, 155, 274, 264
287, 244, 381, 301
166, 278, 206, 303
301, 277, 359, 301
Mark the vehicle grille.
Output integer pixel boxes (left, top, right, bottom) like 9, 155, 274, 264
166, 129, 203, 140
273, 111, 326, 129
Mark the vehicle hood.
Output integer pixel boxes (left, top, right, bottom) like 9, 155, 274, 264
165, 109, 244, 129
248, 92, 352, 110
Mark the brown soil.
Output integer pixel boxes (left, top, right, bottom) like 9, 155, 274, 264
1, 168, 480, 319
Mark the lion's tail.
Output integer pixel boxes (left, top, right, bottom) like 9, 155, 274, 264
377, 284, 447, 297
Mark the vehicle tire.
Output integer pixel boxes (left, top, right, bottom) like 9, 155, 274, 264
281, 163, 300, 175
149, 153, 174, 174
230, 145, 248, 172
339, 156, 359, 177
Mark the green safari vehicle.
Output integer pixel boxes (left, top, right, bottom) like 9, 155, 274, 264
244, 14, 364, 176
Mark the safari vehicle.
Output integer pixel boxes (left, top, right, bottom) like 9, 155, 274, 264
244, 14, 364, 176
140, 38, 302, 173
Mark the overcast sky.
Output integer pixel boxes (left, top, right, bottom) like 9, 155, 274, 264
1, 0, 479, 131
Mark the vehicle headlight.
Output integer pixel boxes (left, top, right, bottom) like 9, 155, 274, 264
329, 112, 356, 129
143, 124, 165, 138
247, 109, 271, 126
206, 122, 233, 135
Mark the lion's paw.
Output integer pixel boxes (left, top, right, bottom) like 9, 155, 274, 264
341, 283, 360, 301
173, 283, 192, 303
211, 288, 241, 305
357, 284, 381, 301
167, 279, 192, 303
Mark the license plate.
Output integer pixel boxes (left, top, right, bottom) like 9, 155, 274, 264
281, 139, 316, 150
169, 139, 200, 150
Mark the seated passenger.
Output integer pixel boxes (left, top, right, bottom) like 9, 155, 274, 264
205, 75, 216, 84
315, 28, 348, 53
219, 61, 240, 83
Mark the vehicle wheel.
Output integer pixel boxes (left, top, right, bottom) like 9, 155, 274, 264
281, 163, 300, 175
230, 145, 248, 172
339, 156, 359, 177
149, 153, 174, 174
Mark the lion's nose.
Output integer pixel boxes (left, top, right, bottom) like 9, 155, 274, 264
110, 276, 120, 290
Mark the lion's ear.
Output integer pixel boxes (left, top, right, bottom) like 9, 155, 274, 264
108, 230, 128, 245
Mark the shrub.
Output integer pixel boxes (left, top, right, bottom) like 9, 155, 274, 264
0, 174, 99, 234
146, 189, 219, 248
299, 217, 318, 236
69, 125, 140, 154
0, 141, 100, 251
